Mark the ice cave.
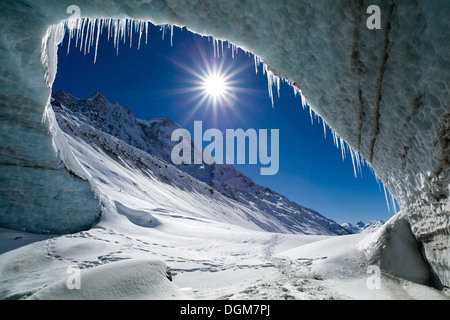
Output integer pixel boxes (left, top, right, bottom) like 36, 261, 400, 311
0, 0, 448, 290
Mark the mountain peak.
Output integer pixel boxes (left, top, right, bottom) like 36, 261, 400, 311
52, 90, 76, 100
341, 220, 385, 234
87, 92, 108, 102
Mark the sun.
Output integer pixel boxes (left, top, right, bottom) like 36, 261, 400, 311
171, 44, 250, 115
202, 73, 228, 98
195, 66, 234, 109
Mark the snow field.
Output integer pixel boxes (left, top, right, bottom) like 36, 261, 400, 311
2, 218, 447, 299
28, 259, 184, 300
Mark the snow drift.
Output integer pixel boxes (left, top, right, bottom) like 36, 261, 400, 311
28, 259, 183, 300
0, 0, 448, 287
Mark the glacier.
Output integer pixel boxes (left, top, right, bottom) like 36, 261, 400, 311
0, 0, 449, 289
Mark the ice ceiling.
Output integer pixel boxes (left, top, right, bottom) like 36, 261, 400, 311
0, 0, 448, 287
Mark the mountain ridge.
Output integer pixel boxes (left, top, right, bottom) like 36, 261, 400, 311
51, 90, 350, 236
341, 220, 385, 234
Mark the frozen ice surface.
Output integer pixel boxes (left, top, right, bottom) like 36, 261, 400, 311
0, 0, 449, 287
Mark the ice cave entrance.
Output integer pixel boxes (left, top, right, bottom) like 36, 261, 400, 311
51, 18, 398, 225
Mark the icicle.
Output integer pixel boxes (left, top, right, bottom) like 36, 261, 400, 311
349, 148, 358, 178
276, 76, 281, 99
357, 151, 363, 174
79, 18, 86, 53
390, 192, 397, 213
74, 19, 80, 49
383, 185, 391, 213
107, 18, 112, 42
66, 20, 74, 55
254, 56, 259, 74
212, 38, 222, 58
300, 91, 307, 110
263, 65, 274, 108
213, 39, 220, 58
121, 19, 127, 45
113, 19, 119, 54
137, 21, 143, 50
88, 19, 95, 54
86, 19, 93, 54
94, 20, 101, 63
82, 19, 89, 54
339, 137, 346, 161
129, 20, 133, 49
332, 131, 338, 149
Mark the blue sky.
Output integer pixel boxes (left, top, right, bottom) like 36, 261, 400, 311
53, 22, 397, 225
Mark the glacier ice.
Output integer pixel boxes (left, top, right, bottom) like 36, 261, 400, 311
0, 0, 448, 287
51, 90, 349, 236
28, 259, 184, 300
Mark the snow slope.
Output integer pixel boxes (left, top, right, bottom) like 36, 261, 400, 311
341, 220, 385, 234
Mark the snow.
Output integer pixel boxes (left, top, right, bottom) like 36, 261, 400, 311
1, 92, 448, 300
279, 224, 447, 300
359, 212, 433, 286
1, 220, 447, 300
0, 0, 448, 290
28, 259, 183, 300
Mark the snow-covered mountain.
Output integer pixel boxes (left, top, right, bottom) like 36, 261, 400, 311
341, 220, 384, 234
51, 90, 349, 236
